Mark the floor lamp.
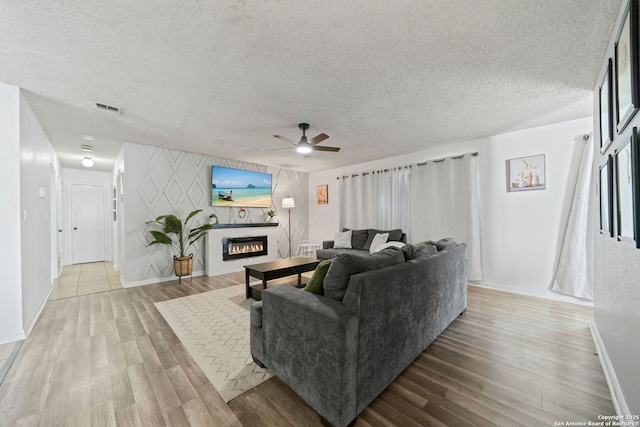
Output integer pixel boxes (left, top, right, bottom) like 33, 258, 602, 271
282, 197, 295, 258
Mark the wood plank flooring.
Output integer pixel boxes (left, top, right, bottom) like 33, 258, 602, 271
0, 273, 613, 426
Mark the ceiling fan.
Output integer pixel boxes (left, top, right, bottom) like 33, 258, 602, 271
272, 123, 341, 157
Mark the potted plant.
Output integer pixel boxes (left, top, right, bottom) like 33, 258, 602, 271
145, 209, 217, 281
265, 209, 277, 223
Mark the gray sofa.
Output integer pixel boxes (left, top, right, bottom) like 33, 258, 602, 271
316, 227, 407, 260
250, 240, 467, 426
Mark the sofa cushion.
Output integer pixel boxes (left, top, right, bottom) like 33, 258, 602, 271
401, 243, 437, 260
342, 228, 369, 250
426, 237, 458, 251
316, 248, 369, 260
303, 259, 332, 295
334, 230, 352, 249
323, 247, 405, 301
368, 233, 389, 252
414, 243, 438, 259
364, 228, 403, 250
250, 301, 263, 328
435, 238, 457, 250
401, 244, 417, 260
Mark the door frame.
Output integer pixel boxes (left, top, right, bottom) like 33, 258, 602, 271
61, 169, 113, 267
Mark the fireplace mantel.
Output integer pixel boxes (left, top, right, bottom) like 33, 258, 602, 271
211, 223, 278, 229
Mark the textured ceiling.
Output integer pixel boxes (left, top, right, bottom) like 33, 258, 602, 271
0, 0, 620, 173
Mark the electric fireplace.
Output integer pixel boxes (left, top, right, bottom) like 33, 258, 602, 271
222, 236, 268, 261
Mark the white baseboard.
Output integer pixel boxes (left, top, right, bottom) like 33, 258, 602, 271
123, 270, 204, 288
23, 282, 53, 337
590, 322, 629, 416
469, 281, 593, 307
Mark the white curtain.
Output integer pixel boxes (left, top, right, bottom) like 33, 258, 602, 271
339, 168, 410, 231
408, 153, 482, 281
338, 155, 481, 280
550, 137, 594, 300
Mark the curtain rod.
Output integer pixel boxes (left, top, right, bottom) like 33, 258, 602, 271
336, 151, 479, 179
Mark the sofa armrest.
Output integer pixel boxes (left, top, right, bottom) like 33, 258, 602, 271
322, 240, 335, 249
260, 285, 358, 427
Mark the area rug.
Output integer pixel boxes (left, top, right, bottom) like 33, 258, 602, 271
154, 284, 272, 402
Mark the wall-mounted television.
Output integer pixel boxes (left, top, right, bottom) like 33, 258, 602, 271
211, 166, 273, 208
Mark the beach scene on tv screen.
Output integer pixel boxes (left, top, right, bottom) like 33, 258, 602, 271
211, 166, 272, 207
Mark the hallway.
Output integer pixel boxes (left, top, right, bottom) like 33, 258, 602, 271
49, 262, 122, 300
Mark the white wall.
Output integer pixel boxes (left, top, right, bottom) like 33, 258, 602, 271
309, 117, 592, 303
18, 91, 59, 336
61, 168, 113, 266
0, 83, 24, 344
591, 0, 640, 415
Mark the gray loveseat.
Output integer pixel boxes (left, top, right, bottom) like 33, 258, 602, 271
316, 227, 407, 260
250, 240, 467, 426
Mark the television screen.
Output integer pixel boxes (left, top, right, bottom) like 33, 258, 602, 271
211, 166, 273, 208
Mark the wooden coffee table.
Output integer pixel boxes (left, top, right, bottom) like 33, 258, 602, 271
244, 257, 320, 299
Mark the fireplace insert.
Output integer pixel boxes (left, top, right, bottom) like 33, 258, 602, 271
222, 235, 268, 261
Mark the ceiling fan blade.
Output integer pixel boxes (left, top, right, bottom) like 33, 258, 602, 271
313, 146, 341, 152
273, 135, 298, 146
310, 133, 329, 145
269, 147, 295, 152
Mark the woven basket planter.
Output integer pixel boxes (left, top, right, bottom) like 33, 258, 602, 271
173, 254, 193, 277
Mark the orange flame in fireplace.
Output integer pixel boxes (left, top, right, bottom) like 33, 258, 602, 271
229, 243, 264, 255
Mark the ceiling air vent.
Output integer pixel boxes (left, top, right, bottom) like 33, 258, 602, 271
94, 102, 121, 115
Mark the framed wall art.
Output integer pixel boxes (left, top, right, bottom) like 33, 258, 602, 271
600, 59, 614, 153
316, 184, 328, 204
506, 154, 546, 192
614, 0, 639, 134
599, 155, 614, 236
614, 128, 640, 247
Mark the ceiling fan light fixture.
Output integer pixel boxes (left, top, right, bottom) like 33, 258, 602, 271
296, 137, 312, 154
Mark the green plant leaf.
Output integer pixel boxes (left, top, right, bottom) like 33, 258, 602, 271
184, 210, 202, 226
146, 230, 172, 246
162, 215, 182, 234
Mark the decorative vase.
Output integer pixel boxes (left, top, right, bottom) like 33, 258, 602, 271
518, 178, 526, 188
525, 173, 533, 187
532, 174, 540, 187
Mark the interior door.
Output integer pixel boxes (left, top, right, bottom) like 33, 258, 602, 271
71, 184, 106, 264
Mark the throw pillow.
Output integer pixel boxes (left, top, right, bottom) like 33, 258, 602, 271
373, 241, 405, 252
414, 243, 438, 258
303, 259, 332, 295
342, 228, 369, 250
369, 233, 389, 252
401, 244, 417, 260
323, 247, 405, 301
401, 243, 438, 260
435, 238, 457, 250
364, 228, 403, 249
333, 230, 352, 249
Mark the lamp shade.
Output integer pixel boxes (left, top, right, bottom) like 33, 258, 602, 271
282, 197, 295, 209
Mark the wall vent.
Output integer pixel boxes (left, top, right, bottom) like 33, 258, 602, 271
94, 102, 121, 114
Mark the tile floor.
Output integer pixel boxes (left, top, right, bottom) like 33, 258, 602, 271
49, 261, 122, 300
